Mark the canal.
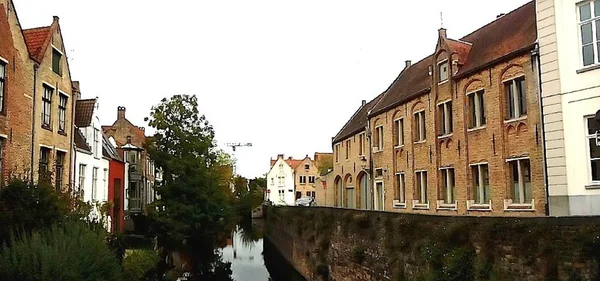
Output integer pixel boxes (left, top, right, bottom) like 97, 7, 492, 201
220, 219, 306, 281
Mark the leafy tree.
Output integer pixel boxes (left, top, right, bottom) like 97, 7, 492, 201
145, 95, 234, 278
0, 221, 121, 281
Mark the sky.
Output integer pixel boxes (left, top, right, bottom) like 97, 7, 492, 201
14, 0, 530, 178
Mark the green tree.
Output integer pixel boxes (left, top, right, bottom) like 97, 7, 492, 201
145, 95, 234, 279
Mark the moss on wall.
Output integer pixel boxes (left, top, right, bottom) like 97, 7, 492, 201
265, 207, 600, 281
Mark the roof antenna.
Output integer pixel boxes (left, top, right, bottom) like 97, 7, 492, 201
440, 11, 444, 29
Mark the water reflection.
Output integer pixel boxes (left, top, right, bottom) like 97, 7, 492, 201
220, 219, 305, 281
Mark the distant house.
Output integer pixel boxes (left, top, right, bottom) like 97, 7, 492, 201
266, 155, 300, 205
73, 95, 110, 225
103, 135, 126, 233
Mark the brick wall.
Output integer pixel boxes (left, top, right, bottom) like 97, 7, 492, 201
331, 131, 371, 209
266, 206, 600, 281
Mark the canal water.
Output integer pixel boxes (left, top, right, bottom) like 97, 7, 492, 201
220, 219, 306, 281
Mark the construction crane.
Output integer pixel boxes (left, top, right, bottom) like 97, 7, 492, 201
226, 142, 252, 176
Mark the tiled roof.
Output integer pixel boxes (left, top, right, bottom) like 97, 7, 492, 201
333, 94, 384, 143
446, 39, 472, 65
23, 26, 51, 63
102, 134, 122, 161
368, 55, 433, 117
455, 1, 536, 77
270, 158, 304, 170
74, 129, 91, 152
74, 99, 96, 128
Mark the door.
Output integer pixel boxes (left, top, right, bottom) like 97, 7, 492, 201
375, 181, 384, 211
113, 179, 121, 232
359, 174, 371, 210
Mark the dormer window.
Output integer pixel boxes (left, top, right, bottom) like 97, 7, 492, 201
438, 60, 449, 83
52, 47, 62, 75
304, 164, 310, 170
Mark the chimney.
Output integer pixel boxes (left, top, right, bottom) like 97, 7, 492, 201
361, 100, 366, 106
405, 60, 412, 68
438, 28, 447, 39
53, 16, 59, 23
117, 106, 126, 119
496, 13, 505, 19
288, 157, 293, 160
71, 81, 81, 100
277, 154, 284, 159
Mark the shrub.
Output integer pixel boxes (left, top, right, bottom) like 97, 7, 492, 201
122, 249, 160, 281
352, 246, 366, 264
0, 221, 121, 281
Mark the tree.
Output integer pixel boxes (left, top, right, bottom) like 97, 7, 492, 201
145, 95, 234, 278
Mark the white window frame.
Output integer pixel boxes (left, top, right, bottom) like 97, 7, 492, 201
374, 167, 384, 178
586, 116, 600, 184
278, 176, 285, 187
504, 157, 535, 210
308, 176, 315, 184
345, 139, 351, 159
578, 0, 600, 67
413, 170, 429, 209
374, 125, 384, 152
335, 143, 341, 162
358, 133, 365, 156
41, 83, 54, 127
468, 163, 492, 209
393, 172, 406, 208
414, 110, 426, 143
467, 89, 486, 130
504, 76, 527, 121
394, 118, 404, 147
438, 167, 456, 206
0, 58, 6, 113
374, 180, 385, 211
278, 190, 285, 201
437, 100, 453, 137
299, 175, 306, 184
78, 164, 86, 195
438, 59, 449, 83
58, 93, 68, 133
92, 167, 98, 202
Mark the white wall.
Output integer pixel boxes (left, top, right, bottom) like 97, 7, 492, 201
266, 157, 296, 205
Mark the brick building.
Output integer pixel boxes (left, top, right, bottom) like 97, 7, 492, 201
330, 1, 546, 216
293, 155, 319, 200
103, 107, 156, 214
0, 0, 35, 182
23, 16, 75, 190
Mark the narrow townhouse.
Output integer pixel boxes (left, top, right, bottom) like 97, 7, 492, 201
537, 0, 600, 215
266, 155, 301, 205
367, 1, 545, 216
330, 96, 383, 210
23, 16, 74, 190
103, 107, 155, 214
103, 135, 125, 232
293, 155, 319, 200
0, 0, 34, 182
73, 96, 110, 221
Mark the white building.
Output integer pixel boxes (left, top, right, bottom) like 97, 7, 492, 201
537, 0, 600, 215
73, 98, 110, 222
265, 155, 299, 205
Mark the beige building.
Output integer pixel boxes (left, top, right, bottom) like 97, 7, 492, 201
23, 16, 75, 191
293, 155, 319, 199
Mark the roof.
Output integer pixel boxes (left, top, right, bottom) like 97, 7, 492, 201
455, 1, 536, 77
74, 99, 96, 127
270, 158, 304, 170
333, 94, 384, 143
368, 1, 535, 116
74, 129, 91, 152
22, 26, 51, 63
368, 55, 433, 117
102, 134, 122, 161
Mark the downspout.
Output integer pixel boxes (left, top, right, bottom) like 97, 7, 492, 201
366, 115, 374, 210
30, 64, 38, 181
70, 96, 77, 195
532, 43, 550, 216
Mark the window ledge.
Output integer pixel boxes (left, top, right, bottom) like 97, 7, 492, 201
467, 200, 492, 211
394, 145, 405, 149
438, 79, 449, 85
437, 133, 453, 139
504, 116, 527, 124
412, 200, 430, 210
585, 184, 600, 190
503, 199, 535, 212
436, 200, 458, 211
392, 200, 407, 209
414, 140, 426, 145
41, 125, 53, 132
576, 64, 600, 74
373, 149, 383, 154
58, 131, 67, 137
467, 126, 486, 132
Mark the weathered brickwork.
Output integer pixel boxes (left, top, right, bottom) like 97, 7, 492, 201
0, 0, 34, 181
332, 131, 371, 209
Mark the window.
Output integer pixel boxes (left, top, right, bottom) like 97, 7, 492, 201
579, 0, 600, 66
92, 167, 98, 201
335, 144, 340, 162
42, 85, 53, 127
304, 164, 310, 170
278, 176, 285, 187
39, 147, 50, 181
52, 48, 61, 75
509, 159, 532, 204
395, 173, 406, 203
440, 168, 455, 204
279, 163, 283, 170
58, 94, 67, 133
345, 139, 351, 159
55, 151, 65, 191
299, 175, 306, 184
375, 168, 384, 178
414, 111, 426, 142
394, 119, 404, 147
468, 90, 486, 129
359, 133, 365, 156
437, 101, 453, 136
471, 164, 491, 204
308, 176, 315, 184
270, 177, 274, 186
438, 60, 449, 82
587, 117, 600, 182
78, 164, 86, 194
0, 61, 5, 113
415, 171, 428, 204
374, 126, 383, 151
93, 129, 100, 158
505, 77, 527, 120
103, 168, 108, 200
278, 190, 285, 201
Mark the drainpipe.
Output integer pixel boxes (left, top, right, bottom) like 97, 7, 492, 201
366, 115, 373, 210
30, 64, 38, 181
532, 43, 550, 216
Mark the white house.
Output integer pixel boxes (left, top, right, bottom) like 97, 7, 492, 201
73, 98, 110, 222
537, 0, 600, 215
266, 155, 299, 205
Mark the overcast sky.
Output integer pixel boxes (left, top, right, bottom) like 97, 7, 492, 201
15, 0, 530, 178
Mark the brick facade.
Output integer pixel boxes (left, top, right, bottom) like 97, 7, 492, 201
293, 156, 319, 199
